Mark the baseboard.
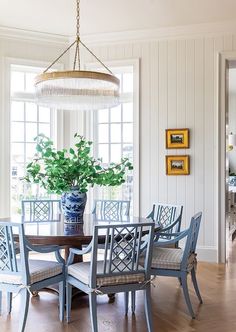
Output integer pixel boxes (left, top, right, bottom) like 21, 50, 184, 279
196, 246, 218, 263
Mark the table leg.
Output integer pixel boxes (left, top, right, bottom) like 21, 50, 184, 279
108, 293, 116, 302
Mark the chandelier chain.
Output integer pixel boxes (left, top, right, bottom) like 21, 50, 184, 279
74, 43, 81, 70
42, 0, 115, 75
75, 0, 81, 70
76, 0, 80, 39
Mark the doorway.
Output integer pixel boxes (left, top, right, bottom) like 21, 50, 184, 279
219, 52, 236, 263
226, 64, 236, 259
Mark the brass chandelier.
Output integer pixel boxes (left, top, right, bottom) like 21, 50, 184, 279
35, 0, 120, 111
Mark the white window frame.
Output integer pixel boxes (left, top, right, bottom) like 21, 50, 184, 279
85, 59, 140, 216
3, 57, 64, 216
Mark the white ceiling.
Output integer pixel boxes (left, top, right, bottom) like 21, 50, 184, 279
0, 0, 236, 37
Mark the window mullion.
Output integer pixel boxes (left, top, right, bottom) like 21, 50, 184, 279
10, 64, 54, 214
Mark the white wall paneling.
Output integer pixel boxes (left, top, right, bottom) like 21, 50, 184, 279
204, 37, 215, 249
194, 38, 205, 246
140, 42, 151, 215
157, 41, 168, 205
149, 41, 159, 215
80, 30, 236, 262
167, 40, 178, 206
176, 40, 187, 228
185, 39, 195, 231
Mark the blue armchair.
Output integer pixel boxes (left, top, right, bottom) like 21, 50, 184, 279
0, 222, 65, 331
66, 221, 155, 332
147, 212, 202, 318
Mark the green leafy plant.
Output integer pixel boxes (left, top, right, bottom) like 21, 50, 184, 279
24, 133, 133, 194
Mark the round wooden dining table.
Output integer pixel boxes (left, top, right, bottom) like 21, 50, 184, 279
1, 214, 161, 261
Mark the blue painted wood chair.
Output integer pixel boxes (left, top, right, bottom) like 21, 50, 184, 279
0, 222, 65, 332
5, 199, 62, 315
21, 199, 61, 222
147, 212, 202, 318
92, 199, 130, 221
66, 221, 155, 332
147, 203, 183, 247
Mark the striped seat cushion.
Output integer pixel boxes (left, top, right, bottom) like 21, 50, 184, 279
0, 259, 63, 285
68, 260, 145, 287
147, 247, 197, 270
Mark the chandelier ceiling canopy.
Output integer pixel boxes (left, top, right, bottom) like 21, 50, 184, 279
35, 0, 120, 111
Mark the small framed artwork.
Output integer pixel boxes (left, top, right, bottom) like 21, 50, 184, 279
166, 128, 189, 149
166, 155, 190, 175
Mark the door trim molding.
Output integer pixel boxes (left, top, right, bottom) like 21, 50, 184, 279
218, 51, 236, 263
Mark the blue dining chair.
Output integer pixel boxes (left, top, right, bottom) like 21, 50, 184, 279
66, 221, 155, 332
92, 199, 130, 221
147, 212, 203, 318
147, 203, 183, 247
0, 222, 65, 332
21, 199, 61, 222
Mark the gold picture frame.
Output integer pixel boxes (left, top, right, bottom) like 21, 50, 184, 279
166, 128, 189, 149
166, 155, 190, 175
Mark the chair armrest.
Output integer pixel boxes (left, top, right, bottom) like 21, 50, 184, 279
67, 240, 93, 265
146, 204, 155, 220
157, 230, 186, 237
25, 239, 59, 253
154, 229, 188, 247
25, 239, 65, 264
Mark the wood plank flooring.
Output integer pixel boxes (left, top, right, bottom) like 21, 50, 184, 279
1, 242, 236, 332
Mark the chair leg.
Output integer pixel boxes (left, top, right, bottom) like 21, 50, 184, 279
89, 292, 98, 332
7, 292, 12, 314
66, 283, 72, 323
178, 277, 182, 286
181, 274, 195, 319
0, 292, 12, 314
191, 269, 203, 304
18, 288, 30, 332
59, 281, 65, 321
144, 286, 153, 332
131, 291, 136, 314
124, 292, 129, 315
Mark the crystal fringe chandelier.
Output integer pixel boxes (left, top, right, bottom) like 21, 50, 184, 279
35, 0, 120, 111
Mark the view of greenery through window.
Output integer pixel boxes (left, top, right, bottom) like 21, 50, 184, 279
10, 65, 52, 216
10, 65, 134, 216
93, 67, 134, 214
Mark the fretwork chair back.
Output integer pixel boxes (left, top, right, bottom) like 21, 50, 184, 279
147, 203, 183, 247
149, 212, 202, 318
92, 199, 130, 221
0, 222, 65, 332
21, 199, 61, 222
66, 221, 155, 332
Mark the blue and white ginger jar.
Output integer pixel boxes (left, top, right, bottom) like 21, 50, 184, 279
61, 186, 87, 223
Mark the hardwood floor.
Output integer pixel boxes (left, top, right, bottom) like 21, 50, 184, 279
1, 242, 236, 332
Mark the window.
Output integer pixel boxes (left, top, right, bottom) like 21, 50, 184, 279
93, 65, 138, 215
10, 65, 54, 215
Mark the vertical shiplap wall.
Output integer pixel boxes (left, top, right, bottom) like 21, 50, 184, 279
81, 33, 236, 260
